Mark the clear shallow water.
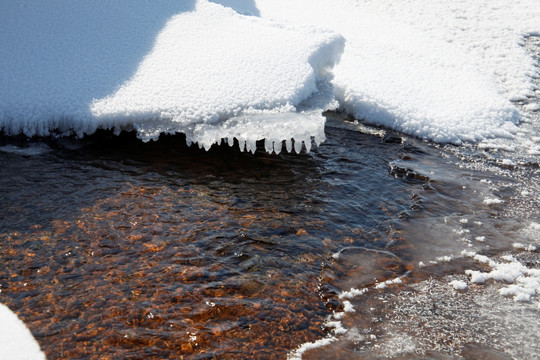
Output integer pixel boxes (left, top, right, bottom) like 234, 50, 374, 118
0, 117, 412, 359
298, 106, 540, 358
0, 112, 538, 359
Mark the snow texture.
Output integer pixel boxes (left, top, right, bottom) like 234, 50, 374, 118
1, 0, 540, 149
0, 304, 46, 360
287, 336, 337, 360
449, 280, 468, 290
0, 0, 342, 151
255, 0, 540, 144
465, 253, 540, 303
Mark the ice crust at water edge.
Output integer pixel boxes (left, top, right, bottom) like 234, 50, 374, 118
288, 249, 540, 359
0, 304, 46, 360
2, 0, 540, 150
190, 110, 326, 154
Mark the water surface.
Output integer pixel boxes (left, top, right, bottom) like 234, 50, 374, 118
0, 116, 417, 359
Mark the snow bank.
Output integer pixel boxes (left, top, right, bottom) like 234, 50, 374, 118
1, 0, 540, 149
0, 0, 343, 151
0, 304, 46, 360
256, 0, 540, 143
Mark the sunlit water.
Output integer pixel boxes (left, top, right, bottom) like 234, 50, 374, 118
302, 113, 540, 360
0, 116, 412, 359
1, 106, 539, 359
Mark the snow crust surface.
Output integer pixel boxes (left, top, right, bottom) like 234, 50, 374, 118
255, 0, 540, 144
0, 304, 45, 360
0, 1, 342, 150
2, 0, 540, 149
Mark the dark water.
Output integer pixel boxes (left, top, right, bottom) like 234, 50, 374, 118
0, 115, 421, 359
2, 111, 539, 359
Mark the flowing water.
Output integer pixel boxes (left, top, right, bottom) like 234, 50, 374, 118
0, 108, 539, 359
0, 116, 412, 359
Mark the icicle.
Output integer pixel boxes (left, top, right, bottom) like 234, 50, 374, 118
246, 139, 256, 154
274, 140, 282, 155
294, 138, 302, 154
264, 139, 273, 154
304, 138, 312, 153
286, 139, 293, 153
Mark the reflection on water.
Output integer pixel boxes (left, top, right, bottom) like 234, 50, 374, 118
0, 118, 413, 359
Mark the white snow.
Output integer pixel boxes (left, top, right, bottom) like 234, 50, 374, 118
484, 197, 504, 205
449, 280, 468, 290
524, 103, 540, 112
342, 301, 355, 313
0, 304, 46, 360
376, 277, 404, 289
465, 254, 540, 303
339, 287, 368, 300
2, 0, 540, 149
0, 0, 343, 151
513, 242, 537, 252
474, 254, 492, 264
287, 336, 336, 360
255, 0, 540, 144
436, 255, 453, 262
501, 159, 517, 166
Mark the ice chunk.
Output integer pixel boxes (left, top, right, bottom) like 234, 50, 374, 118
484, 197, 504, 205
450, 280, 468, 290
91, 0, 344, 144
2, 0, 540, 148
191, 111, 326, 153
0, 304, 46, 360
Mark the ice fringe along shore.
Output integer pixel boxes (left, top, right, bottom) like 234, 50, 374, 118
1, 0, 540, 151
288, 246, 540, 359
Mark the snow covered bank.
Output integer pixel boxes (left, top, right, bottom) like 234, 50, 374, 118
1, 0, 540, 149
256, 0, 540, 144
0, 1, 342, 151
0, 304, 45, 360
